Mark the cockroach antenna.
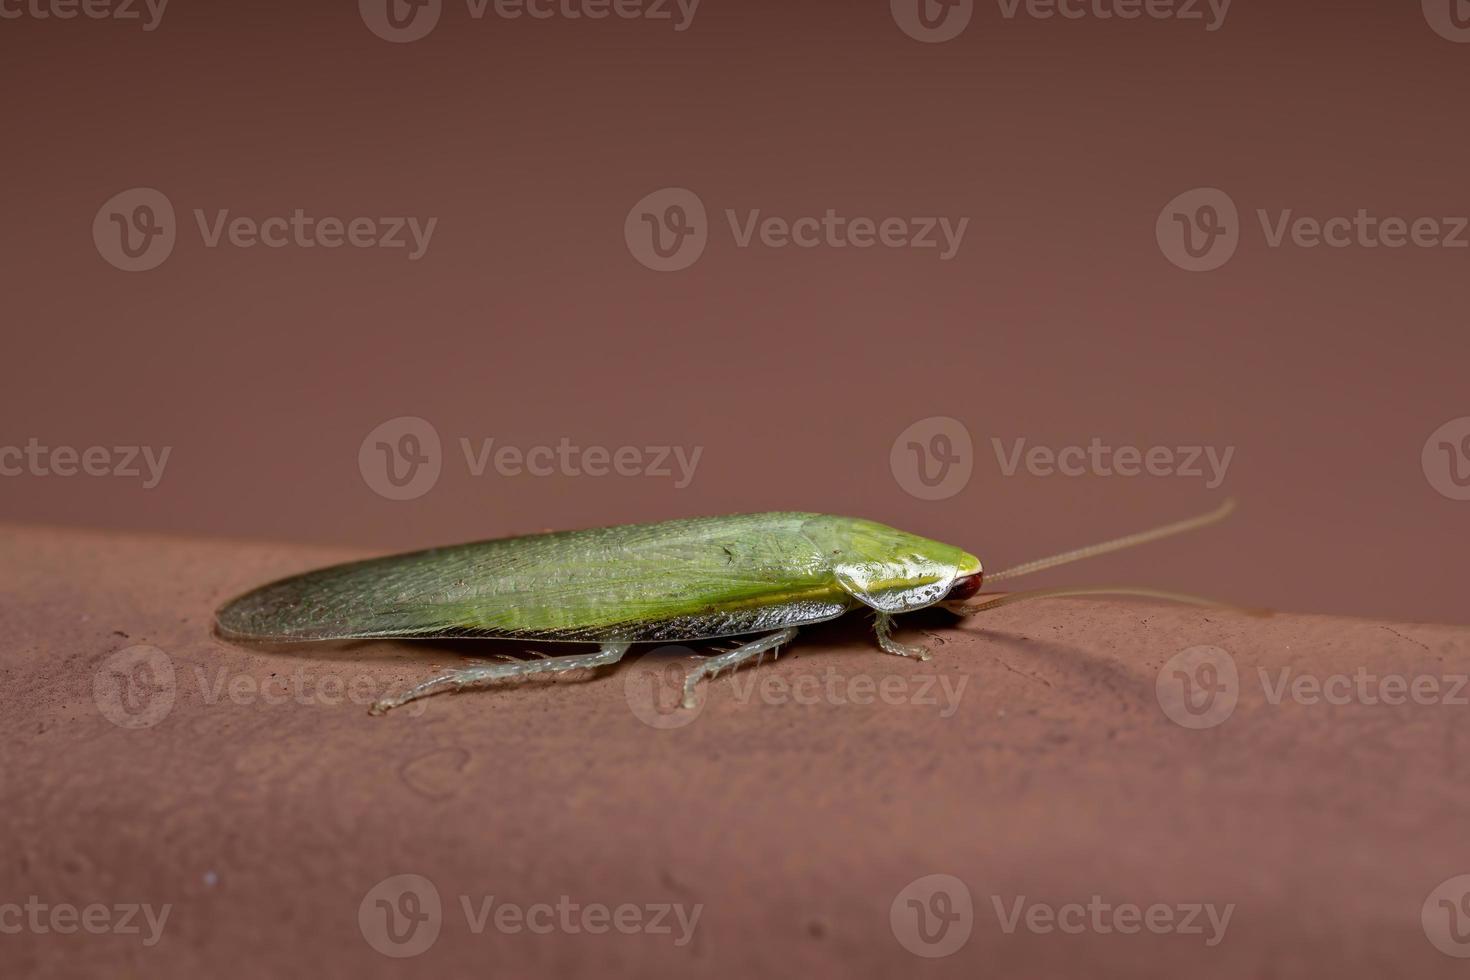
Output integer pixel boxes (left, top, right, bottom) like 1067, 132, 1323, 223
942, 499, 1264, 616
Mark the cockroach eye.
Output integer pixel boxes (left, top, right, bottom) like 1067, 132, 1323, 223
945, 573, 983, 602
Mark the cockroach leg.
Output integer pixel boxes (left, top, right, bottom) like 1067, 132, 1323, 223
369, 642, 631, 714
681, 628, 798, 709
873, 612, 932, 662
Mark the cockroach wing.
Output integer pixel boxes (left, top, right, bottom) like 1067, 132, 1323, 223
216, 513, 855, 643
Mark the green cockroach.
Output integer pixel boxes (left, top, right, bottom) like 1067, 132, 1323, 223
214, 502, 1236, 714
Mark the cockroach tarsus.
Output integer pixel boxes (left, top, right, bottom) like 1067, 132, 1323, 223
212, 502, 1240, 715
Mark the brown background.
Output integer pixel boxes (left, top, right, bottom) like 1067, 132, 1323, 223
3, 1, 1467, 622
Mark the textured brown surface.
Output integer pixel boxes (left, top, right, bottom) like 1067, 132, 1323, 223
6, 522, 1470, 978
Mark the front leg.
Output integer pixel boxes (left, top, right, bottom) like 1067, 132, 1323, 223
874, 612, 931, 662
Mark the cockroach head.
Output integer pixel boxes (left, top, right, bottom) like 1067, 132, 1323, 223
943, 571, 984, 603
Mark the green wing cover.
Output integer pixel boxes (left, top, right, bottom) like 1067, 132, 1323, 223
216, 512, 858, 643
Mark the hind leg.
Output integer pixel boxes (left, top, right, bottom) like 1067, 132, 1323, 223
874, 612, 931, 662
370, 642, 630, 715
680, 628, 798, 709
